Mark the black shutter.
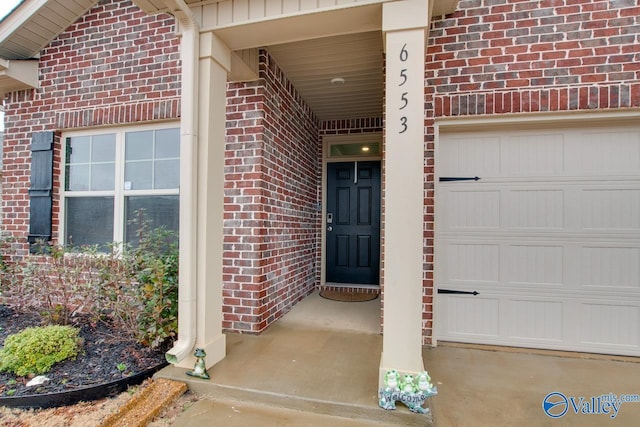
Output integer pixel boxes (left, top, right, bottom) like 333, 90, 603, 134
28, 131, 55, 253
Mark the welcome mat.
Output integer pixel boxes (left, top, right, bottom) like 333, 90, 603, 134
319, 289, 379, 302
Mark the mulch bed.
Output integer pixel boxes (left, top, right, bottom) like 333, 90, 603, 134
0, 305, 167, 398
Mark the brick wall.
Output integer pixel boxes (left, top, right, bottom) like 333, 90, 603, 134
223, 50, 321, 334
1, 0, 180, 260
423, 0, 640, 344
319, 118, 383, 135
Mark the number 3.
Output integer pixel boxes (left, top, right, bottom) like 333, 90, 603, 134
399, 117, 407, 134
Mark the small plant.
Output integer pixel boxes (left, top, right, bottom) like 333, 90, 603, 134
0, 325, 83, 376
116, 362, 127, 372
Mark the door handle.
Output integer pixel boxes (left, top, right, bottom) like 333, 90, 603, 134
437, 289, 479, 295
327, 226, 333, 232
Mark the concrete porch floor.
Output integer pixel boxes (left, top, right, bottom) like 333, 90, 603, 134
156, 291, 640, 426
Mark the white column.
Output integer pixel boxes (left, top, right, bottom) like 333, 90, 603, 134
174, 32, 231, 369
380, 0, 431, 386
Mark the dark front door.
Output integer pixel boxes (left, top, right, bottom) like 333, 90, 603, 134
326, 161, 381, 284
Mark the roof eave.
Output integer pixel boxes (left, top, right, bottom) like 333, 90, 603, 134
0, 58, 39, 97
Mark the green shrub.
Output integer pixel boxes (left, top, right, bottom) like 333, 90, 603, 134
0, 325, 83, 376
92, 212, 178, 349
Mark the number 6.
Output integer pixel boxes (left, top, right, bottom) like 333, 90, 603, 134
400, 44, 408, 62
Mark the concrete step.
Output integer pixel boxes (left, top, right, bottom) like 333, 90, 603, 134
172, 398, 393, 426
158, 367, 434, 427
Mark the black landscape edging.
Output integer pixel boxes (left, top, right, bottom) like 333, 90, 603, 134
0, 362, 168, 409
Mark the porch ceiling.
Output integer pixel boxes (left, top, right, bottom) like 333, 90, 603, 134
266, 31, 384, 122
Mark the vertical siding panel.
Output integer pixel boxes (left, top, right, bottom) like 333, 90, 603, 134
217, 0, 234, 26
282, 0, 300, 14
233, 0, 250, 22
318, 0, 335, 7
248, 0, 266, 20
199, 4, 217, 28
299, 0, 318, 11
265, 0, 283, 17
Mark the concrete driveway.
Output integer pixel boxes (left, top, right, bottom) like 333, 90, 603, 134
425, 345, 640, 427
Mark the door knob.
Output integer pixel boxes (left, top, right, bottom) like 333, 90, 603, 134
327, 226, 333, 232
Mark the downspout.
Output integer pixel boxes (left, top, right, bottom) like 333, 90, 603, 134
164, 0, 199, 365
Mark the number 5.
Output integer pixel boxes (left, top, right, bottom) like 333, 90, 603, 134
400, 92, 408, 110
399, 69, 407, 87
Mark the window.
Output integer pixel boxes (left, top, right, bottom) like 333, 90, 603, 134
62, 125, 180, 249
329, 142, 381, 157
324, 134, 383, 160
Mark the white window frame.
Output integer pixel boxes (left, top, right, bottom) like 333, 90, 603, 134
60, 121, 180, 246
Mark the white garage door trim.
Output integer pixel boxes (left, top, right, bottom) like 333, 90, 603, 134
434, 113, 640, 356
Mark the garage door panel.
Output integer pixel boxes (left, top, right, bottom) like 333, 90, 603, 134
501, 133, 564, 176
439, 135, 501, 178
570, 130, 640, 175
505, 299, 563, 341
443, 296, 499, 337
582, 188, 640, 231
446, 243, 499, 283
580, 303, 639, 347
581, 246, 640, 289
447, 190, 500, 229
437, 123, 640, 356
505, 189, 564, 229
505, 245, 564, 286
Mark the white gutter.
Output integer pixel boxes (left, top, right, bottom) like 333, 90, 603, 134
163, 0, 199, 365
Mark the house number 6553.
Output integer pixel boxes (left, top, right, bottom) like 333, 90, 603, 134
399, 43, 408, 134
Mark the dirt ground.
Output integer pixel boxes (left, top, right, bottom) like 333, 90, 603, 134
0, 379, 199, 427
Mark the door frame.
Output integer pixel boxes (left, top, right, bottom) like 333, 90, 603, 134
321, 133, 383, 287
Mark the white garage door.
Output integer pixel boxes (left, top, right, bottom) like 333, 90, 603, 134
436, 122, 640, 356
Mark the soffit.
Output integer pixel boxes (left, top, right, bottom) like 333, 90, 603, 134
0, 0, 98, 59
266, 31, 384, 121
136, 0, 458, 18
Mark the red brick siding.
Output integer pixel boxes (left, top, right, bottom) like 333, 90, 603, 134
424, 0, 640, 344
1, 0, 180, 260
223, 50, 321, 334
319, 118, 383, 135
